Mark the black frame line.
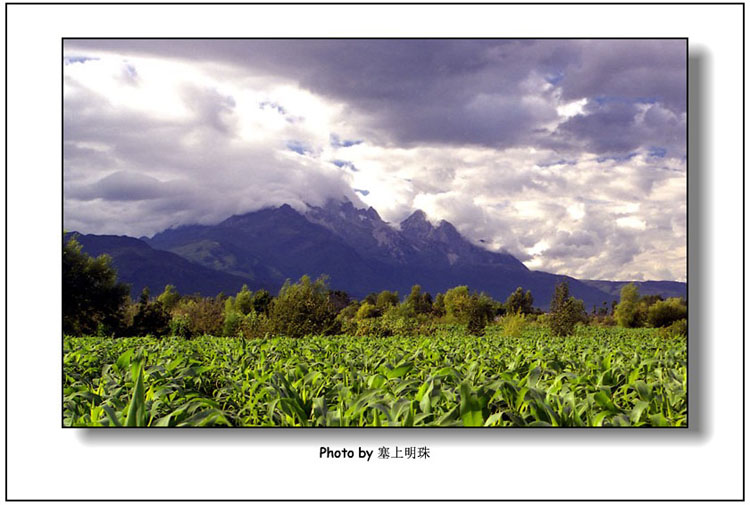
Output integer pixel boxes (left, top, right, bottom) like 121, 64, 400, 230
58, 35, 689, 431
2, 1, 741, 501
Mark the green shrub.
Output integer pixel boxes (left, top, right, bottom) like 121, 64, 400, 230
659, 318, 687, 338
499, 311, 527, 338
647, 298, 687, 328
222, 310, 243, 337
355, 317, 391, 338
169, 314, 193, 338
269, 275, 338, 338
240, 311, 272, 339
356, 302, 379, 320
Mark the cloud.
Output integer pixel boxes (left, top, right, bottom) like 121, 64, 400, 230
62, 40, 686, 281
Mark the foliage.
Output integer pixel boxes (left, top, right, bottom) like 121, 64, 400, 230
269, 275, 338, 338
328, 290, 352, 314
443, 286, 471, 323
222, 309, 243, 338
505, 287, 534, 315
405, 285, 433, 315
432, 293, 446, 317
178, 297, 224, 337
64, 326, 686, 427
251, 289, 273, 315
659, 319, 687, 339
614, 283, 645, 328
234, 285, 254, 316
548, 281, 586, 337
63, 235, 130, 336
156, 284, 180, 312
647, 298, 687, 328
499, 311, 527, 338
465, 293, 494, 336
375, 290, 400, 311
239, 310, 272, 339
131, 288, 171, 337
356, 302, 379, 320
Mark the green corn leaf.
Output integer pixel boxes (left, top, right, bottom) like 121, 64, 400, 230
125, 359, 146, 427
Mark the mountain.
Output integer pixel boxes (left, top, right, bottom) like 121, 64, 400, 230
73, 199, 685, 308
305, 200, 524, 270
145, 199, 635, 308
66, 233, 256, 297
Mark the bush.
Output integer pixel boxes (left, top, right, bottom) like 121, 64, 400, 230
234, 285, 254, 315
130, 288, 171, 337
355, 317, 391, 338
169, 314, 193, 338
239, 311, 272, 339
381, 305, 419, 336
499, 311, 527, 338
222, 310, 243, 337
269, 275, 338, 338
177, 297, 224, 337
356, 302, 379, 320
659, 319, 687, 338
647, 298, 687, 328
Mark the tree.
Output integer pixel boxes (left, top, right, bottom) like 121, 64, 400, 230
505, 287, 534, 315
405, 284, 432, 315
375, 290, 400, 311
63, 235, 130, 336
269, 275, 338, 338
432, 293, 446, 317
328, 290, 352, 314
548, 281, 585, 337
356, 302, 379, 319
466, 293, 494, 336
178, 296, 224, 337
156, 284, 180, 312
443, 286, 472, 323
363, 292, 378, 306
131, 287, 171, 337
614, 283, 644, 328
251, 289, 272, 315
234, 285, 254, 315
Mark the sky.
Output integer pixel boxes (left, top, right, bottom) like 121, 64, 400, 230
63, 39, 686, 282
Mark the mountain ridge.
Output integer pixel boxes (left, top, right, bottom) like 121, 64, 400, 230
71, 199, 685, 308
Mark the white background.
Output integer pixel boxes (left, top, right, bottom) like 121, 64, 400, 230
4, 3, 744, 501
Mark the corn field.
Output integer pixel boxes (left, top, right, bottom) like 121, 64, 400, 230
63, 326, 686, 427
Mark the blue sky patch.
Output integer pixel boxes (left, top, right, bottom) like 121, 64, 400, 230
63, 56, 98, 65
286, 140, 310, 155
648, 147, 667, 158
596, 152, 637, 163
332, 160, 358, 172
330, 134, 363, 148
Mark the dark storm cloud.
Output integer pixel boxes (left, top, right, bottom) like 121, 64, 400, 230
553, 99, 686, 157
62, 39, 686, 280
64, 39, 686, 154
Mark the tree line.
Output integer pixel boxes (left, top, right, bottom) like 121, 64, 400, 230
63, 235, 686, 339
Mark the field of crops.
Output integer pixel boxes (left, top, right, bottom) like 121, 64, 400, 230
63, 326, 686, 427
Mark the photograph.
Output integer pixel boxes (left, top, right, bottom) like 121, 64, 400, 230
62, 38, 687, 428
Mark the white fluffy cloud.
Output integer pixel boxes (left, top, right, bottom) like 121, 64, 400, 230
63, 40, 686, 281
